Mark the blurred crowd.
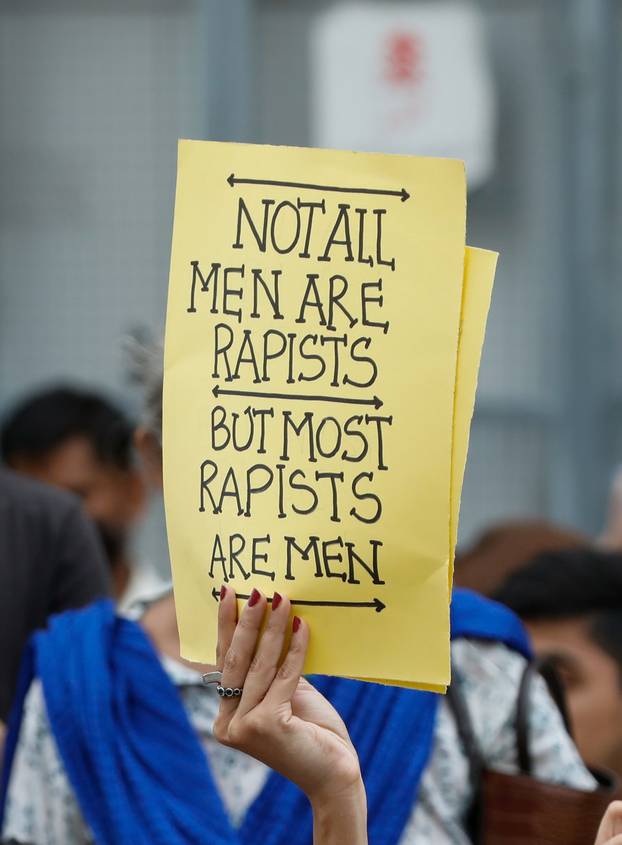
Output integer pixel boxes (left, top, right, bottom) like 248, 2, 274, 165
0, 365, 621, 844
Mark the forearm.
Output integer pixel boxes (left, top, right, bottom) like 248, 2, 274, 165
311, 779, 368, 845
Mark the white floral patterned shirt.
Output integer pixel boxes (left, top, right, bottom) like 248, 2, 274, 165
2, 605, 595, 845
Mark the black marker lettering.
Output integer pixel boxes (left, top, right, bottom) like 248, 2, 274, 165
349, 471, 382, 524
209, 534, 228, 581
233, 197, 275, 251
231, 407, 255, 452
199, 460, 219, 513
298, 334, 326, 383
322, 537, 347, 581
355, 209, 374, 266
298, 199, 326, 258
211, 406, 230, 451
281, 411, 315, 462
270, 200, 301, 255
218, 466, 244, 516
245, 464, 274, 516
341, 415, 368, 463
212, 323, 234, 380
296, 274, 326, 325
286, 333, 296, 384
284, 535, 322, 580
276, 463, 286, 518
373, 209, 396, 271
315, 416, 342, 459
289, 469, 319, 515
327, 274, 357, 331
251, 268, 283, 319
228, 533, 250, 580
319, 334, 347, 387
365, 414, 393, 470
343, 337, 377, 389
262, 330, 287, 381
253, 407, 274, 454
187, 261, 220, 313
318, 204, 354, 263
232, 329, 262, 384
223, 265, 244, 323
361, 279, 389, 334
251, 534, 275, 581
346, 539, 385, 585
315, 471, 344, 522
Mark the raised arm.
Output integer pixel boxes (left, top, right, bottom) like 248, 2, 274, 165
213, 586, 368, 845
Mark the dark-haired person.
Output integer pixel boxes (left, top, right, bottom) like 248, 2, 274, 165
495, 548, 622, 780
0, 467, 110, 732
454, 519, 588, 596
1, 387, 147, 598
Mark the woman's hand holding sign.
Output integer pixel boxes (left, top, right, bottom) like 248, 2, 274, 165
213, 586, 368, 845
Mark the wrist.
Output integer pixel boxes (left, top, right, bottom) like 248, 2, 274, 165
311, 777, 367, 845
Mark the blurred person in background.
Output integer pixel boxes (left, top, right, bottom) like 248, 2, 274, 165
0, 387, 147, 601
0, 345, 599, 845
455, 518, 588, 596
495, 548, 622, 780
0, 467, 110, 743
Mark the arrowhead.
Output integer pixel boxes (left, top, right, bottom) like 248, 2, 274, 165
227, 173, 235, 187
212, 384, 219, 398
401, 188, 410, 202
212, 586, 219, 602
374, 395, 383, 410
374, 598, 386, 613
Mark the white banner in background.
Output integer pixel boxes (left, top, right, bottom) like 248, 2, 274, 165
311, 1, 496, 190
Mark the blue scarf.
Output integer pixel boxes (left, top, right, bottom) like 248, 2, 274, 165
1, 589, 530, 845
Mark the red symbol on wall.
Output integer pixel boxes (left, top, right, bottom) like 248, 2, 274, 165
384, 32, 423, 84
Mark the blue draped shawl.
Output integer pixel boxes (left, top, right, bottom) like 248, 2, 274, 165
0, 589, 530, 845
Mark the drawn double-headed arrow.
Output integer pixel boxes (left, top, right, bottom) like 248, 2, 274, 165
212, 384, 383, 410
227, 173, 410, 203
211, 586, 386, 613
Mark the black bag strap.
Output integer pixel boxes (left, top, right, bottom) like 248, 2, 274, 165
446, 655, 575, 843
446, 667, 484, 843
516, 656, 573, 776
446, 669, 484, 779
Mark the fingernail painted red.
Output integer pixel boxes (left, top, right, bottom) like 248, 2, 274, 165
272, 592, 282, 610
292, 616, 301, 633
248, 588, 261, 607
219, 584, 227, 601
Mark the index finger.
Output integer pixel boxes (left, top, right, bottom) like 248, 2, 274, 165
216, 585, 238, 671
264, 615, 310, 707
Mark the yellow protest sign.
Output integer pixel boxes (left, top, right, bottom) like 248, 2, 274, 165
164, 139, 487, 689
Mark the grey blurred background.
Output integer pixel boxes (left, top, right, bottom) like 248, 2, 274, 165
0, 0, 620, 576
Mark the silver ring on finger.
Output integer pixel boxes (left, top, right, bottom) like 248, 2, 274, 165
201, 671, 222, 685
217, 685, 243, 698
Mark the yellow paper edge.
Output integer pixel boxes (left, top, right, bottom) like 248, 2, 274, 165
351, 244, 498, 690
